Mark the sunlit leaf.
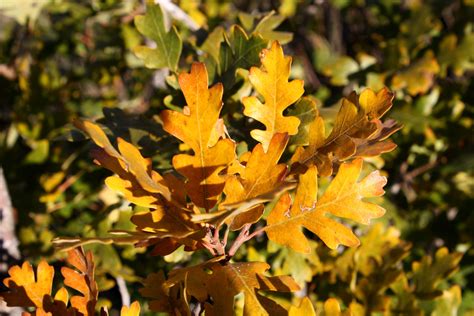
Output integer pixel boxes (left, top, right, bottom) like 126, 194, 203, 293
266, 159, 386, 251
243, 41, 304, 151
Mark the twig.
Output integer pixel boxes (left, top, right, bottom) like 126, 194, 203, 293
245, 226, 266, 241
116, 276, 131, 307
227, 224, 251, 258
222, 225, 230, 248
212, 226, 225, 256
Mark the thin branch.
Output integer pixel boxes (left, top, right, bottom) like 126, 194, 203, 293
227, 224, 251, 258
222, 225, 230, 249
245, 226, 266, 241
212, 226, 225, 256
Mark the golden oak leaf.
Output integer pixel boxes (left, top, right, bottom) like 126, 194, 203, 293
243, 41, 304, 151
161, 62, 235, 210
164, 261, 299, 315
223, 133, 289, 229
266, 159, 386, 251
288, 297, 316, 316
75, 120, 171, 202
61, 248, 98, 316
120, 301, 141, 316
2, 259, 54, 308
190, 133, 295, 229
291, 88, 395, 176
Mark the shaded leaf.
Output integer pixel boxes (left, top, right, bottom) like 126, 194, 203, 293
2, 260, 54, 308
164, 261, 300, 315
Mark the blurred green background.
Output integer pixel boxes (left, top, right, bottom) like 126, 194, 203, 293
0, 0, 472, 314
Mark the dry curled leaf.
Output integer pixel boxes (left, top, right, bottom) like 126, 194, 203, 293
75, 120, 171, 202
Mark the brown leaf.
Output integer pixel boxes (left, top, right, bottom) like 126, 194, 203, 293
291, 88, 396, 177
163, 261, 300, 315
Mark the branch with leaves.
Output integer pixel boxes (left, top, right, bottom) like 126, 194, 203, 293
39, 39, 398, 314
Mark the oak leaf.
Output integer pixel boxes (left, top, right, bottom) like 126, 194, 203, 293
61, 247, 98, 316
243, 41, 304, 151
291, 88, 395, 176
162, 261, 299, 315
161, 62, 235, 210
133, 4, 182, 71
191, 133, 294, 229
2, 259, 54, 308
75, 120, 171, 203
391, 51, 440, 96
266, 159, 386, 252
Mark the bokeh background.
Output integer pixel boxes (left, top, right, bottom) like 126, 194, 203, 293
0, 0, 473, 314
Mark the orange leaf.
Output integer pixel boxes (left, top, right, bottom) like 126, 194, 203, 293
291, 88, 395, 176
164, 261, 300, 315
191, 133, 295, 229
243, 41, 304, 151
161, 62, 235, 210
266, 159, 386, 251
75, 121, 171, 202
2, 259, 54, 308
61, 248, 98, 316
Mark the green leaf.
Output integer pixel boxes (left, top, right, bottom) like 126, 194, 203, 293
254, 11, 293, 44
218, 25, 266, 89
288, 97, 319, 146
133, 4, 182, 71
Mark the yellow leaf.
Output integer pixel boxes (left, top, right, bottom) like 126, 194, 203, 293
243, 41, 304, 151
288, 297, 316, 316
117, 137, 170, 197
120, 301, 141, 316
161, 62, 235, 210
222, 133, 290, 229
2, 259, 54, 308
54, 287, 69, 304
324, 298, 343, 316
75, 121, 171, 201
391, 51, 440, 96
266, 159, 386, 251
74, 119, 122, 162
